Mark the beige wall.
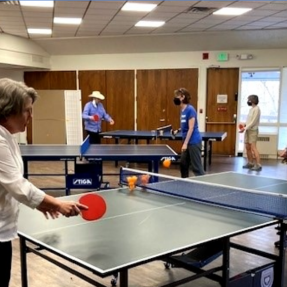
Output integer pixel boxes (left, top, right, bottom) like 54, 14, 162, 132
49, 48, 287, 130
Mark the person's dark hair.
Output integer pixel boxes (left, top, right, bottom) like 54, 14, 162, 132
0, 78, 38, 121
174, 88, 190, 104
248, 94, 259, 105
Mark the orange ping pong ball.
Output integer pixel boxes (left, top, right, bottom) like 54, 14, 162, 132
163, 158, 171, 168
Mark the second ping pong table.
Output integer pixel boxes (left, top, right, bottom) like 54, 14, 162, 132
18, 170, 287, 287
20, 143, 178, 195
100, 127, 227, 171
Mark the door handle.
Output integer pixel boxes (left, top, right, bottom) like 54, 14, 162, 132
206, 115, 236, 124
206, 122, 236, 125
159, 119, 165, 122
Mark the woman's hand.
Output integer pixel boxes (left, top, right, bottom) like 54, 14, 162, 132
181, 143, 188, 152
37, 207, 60, 219
37, 199, 88, 219
57, 201, 88, 217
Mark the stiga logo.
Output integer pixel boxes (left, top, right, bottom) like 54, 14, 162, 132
161, 157, 176, 161
73, 179, 92, 185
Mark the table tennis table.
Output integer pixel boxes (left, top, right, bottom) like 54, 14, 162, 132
100, 126, 227, 171
18, 170, 287, 287
20, 142, 178, 195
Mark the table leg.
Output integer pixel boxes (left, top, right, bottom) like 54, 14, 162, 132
23, 160, 28, 179
208, 141, 212, 165
119, 269, 128, 287
275, 221, 286, 287
65, 160, 69, 196
221, 237, 230, 287
203, 141, 207, 171
19, 236, 28, 287
115, 138, 119, 167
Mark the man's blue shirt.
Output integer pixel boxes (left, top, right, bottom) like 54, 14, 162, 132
82, 101, 111, 133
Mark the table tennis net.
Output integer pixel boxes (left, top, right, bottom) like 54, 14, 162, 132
155, 124, 172, 135
120, 167, 287, 219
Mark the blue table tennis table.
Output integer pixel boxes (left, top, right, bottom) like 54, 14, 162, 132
100, 128, 227, 171
18, 170, 287, 287
20, 142, 178, 195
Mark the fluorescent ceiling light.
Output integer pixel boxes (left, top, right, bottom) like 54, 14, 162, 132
122, 3, 157, 12
213, 7, 252, 16
20, 1, 54, 8
54, 17, 82, 25
27, 28, 52, 35
135, 21, 165, 28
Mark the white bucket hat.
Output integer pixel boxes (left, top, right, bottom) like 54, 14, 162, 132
88, 91, 105, 100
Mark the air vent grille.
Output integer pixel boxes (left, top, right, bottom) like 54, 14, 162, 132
0, 1, 19, 5
185, 7, 216, 14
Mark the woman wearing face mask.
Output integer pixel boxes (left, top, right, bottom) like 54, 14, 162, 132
82, 91, 114, 144
240, 94, 262, 171
173, 88, 205, 178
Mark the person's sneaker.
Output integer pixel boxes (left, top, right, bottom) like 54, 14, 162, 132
251, 165, 262, 171
242, 163, 254, 169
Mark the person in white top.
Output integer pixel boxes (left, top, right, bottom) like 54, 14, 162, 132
0, 78, 88, 287
239, 94, 262, 171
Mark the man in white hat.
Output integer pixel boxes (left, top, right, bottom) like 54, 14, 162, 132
82, 91, 114, 144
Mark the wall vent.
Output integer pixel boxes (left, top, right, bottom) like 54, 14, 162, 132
243, 134, 278, 159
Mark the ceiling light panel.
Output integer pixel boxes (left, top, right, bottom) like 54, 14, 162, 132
20, 1, 53, 8
135, 20, 165, 27
213, 7, 252, 16
54, 17, 82, 25
122, 3, 157, 12
27, 28, 52, 34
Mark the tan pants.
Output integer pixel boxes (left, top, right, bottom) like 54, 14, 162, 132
244, 129, 258, 144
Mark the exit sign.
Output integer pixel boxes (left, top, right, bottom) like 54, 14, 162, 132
217, 52, 229, 62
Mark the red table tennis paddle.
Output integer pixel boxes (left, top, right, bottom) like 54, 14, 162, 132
238, 123, 244, 130
93, 114, 100, 121
79, 193, 106, 221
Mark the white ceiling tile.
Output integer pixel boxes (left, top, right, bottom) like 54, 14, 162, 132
89, 1, 123, 10
0, 0, 286, 44
259, 3, 287, 10
159, 1, 198, 7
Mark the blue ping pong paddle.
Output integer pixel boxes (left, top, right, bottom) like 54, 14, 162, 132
79, 194, 106, 221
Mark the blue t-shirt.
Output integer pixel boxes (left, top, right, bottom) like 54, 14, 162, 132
181, 104, 202, 144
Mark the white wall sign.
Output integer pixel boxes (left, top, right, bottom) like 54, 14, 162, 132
217, 94, 228, 103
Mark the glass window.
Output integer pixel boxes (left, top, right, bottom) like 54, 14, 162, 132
239, 71, 280, 124
279, 68, 287, 123
278, 127, 287, 149
237, 70, 280, 153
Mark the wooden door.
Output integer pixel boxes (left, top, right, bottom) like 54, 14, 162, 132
137, 69, 198, 151
165, 69, 198, 153
78, 70, 134, 143
206, 68, 239, 156
137, 69, 167, 130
